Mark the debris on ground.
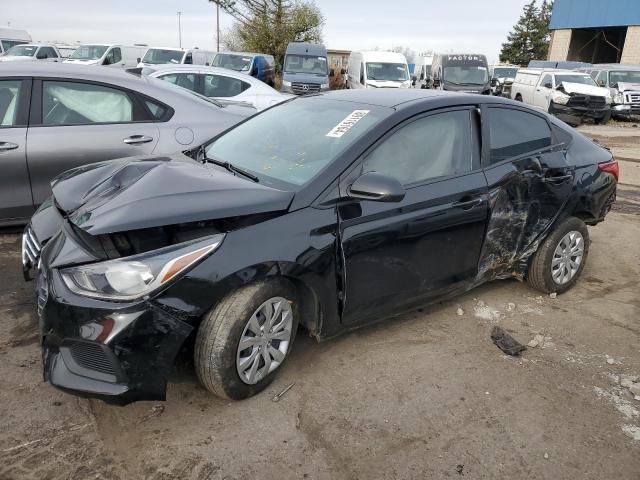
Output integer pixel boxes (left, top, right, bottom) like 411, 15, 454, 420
456, 464, 464, 475
456, 307, 464, 316
620, 375, 638, 389
490, 326, 527, 356
544, 452, 549, 459
527, 334, 545, 348
506, 303, 516, 312
141, 404, 165, 422
474, 300, 502, 321
549, 292, 557, 299
605, 354, 618, 365
272, 382, 295, 402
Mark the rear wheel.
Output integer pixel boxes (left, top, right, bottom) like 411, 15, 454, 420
527, 217, 589, 294
194, 279, 298, 400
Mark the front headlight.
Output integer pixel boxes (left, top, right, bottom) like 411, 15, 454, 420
551, 91, 570, 105
613, 93, 624, 104
61, 234, 224, 301
320, 83, 330, 89
282, 80, 292, 87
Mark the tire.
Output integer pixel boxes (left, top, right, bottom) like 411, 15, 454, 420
595, 111, 611, 125
515, 94, 523, 102
194, 279, 299, 400
527, 217, 590, 294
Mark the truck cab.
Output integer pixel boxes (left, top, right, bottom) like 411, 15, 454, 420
585, 64, 640, 119
431, 54, 491, 94
0, 27, 31, 54
280, 43, 331, 95
346, 51, 411, 90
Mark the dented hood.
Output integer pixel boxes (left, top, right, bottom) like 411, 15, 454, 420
559, 81, 609, 97
51, 154, 294, 235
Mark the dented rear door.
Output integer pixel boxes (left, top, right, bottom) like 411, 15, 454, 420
478, 105, 573, 280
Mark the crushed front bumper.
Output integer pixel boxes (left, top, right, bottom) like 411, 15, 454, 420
549, 102, 611, 125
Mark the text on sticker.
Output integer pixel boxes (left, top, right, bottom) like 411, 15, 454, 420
326, 110, 370, 138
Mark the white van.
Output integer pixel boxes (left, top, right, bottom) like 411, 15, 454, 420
511, 68, 613, 125
0, 28, 31, 54
0, 44, 61, 62
138, 47, 217, 68
347, 51, 411, 89
64, 44, 146, 68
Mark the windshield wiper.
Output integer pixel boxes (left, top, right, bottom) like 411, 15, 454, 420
201, 150, 260, 183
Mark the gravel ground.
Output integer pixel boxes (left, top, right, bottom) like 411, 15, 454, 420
0, 125, 638, 480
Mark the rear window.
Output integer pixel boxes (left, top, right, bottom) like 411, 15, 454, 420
488, 108, 552, 164
142, 49, 184, 65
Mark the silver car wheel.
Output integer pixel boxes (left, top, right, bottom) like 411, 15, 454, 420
236, 296, 293, 385
551, 231, 584, 285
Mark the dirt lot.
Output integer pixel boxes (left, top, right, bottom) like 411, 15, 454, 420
1, 124, 639, 480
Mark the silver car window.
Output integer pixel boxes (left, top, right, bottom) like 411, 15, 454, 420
0, 80, 21, 126
202, 74, 250, 97
43, 81, 133, 125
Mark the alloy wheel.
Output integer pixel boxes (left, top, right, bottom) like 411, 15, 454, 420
236, 296, 293, 385
551, 231, 584, 285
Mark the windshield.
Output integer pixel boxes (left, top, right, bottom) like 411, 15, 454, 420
206, 98, 386, 187
366, 62, 409, 82
142, 49, 184, 65
1, 40, 27, 52
5, 45, 37, 57
555, 75, 597, 87
212, 53, 252, 72
284, 54, 327, 75
70, 45, 108, 60
609, 70, 640, 86
443, 66, 489, 85
493, 67, 518, 78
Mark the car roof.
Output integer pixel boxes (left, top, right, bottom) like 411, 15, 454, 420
319, 89, 468, 107
0, 62, 148, 82
595, 64, 640, 71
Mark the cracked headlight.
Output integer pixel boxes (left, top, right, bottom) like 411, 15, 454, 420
61, 234, 224, 301
551, 91, 571, 105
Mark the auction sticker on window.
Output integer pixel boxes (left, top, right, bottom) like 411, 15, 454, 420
326, 110, 370, 138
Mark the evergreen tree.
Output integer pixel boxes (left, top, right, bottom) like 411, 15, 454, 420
500, 0, 553, 66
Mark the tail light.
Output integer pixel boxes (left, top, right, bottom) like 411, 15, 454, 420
598, 161, 619, 182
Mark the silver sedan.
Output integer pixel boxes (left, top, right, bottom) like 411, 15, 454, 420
0, 63, 255, 226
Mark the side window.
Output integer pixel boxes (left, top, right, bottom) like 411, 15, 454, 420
184, 52, 193, 64
103, 49, 115, 65
363, 110, 472, 186
158, 73, 197, 92
202, 74, 250, 97
488, 108, 552, 164
360, 63, 365, 84
143, 98, 168, 120
589, 70, 599, 80
42, 81, 133, 126
112, 48, 122, 64
0, 79, 23, 127
540, 74, 552, 88
595, 70, 607, 87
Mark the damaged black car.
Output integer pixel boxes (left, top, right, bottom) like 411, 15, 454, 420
24, 89, 618, 404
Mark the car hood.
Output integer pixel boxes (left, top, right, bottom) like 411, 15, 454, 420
559, 82, 609, 97
51, 154, 294, 235
0, 56, 35, 62
366, 80, 410, 88
616, 81, 640, 92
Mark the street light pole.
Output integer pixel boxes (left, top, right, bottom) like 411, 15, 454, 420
177, 11, 182, 48
216, 3, 220, 52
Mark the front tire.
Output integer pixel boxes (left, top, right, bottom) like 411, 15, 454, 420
527, 217, 589, 294
194, 279, 298, 400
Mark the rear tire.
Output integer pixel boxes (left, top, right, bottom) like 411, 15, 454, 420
194, 279, 298, 400
526, 217, 589, 294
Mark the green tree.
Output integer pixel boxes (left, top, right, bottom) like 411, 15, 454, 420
499, 0, 553, 66
210, 0, 324, 67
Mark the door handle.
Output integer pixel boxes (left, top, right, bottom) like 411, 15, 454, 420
123, 135, 153, 145
0, 142, 19, 152
453, 197, 484, 210
543, 174, 573, 184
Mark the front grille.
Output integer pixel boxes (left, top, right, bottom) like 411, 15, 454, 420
291, 82, 321, 95
626, 92, 640, 104
22, 226, 41, 271
566, 95, 606, 109
37, 273, 48, 319
67, 341, 117, 376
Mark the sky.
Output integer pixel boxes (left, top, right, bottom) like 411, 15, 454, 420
3, 0, 533, 63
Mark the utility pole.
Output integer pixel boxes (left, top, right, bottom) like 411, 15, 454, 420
177, 11, 182, 48
216, 3, 220, 52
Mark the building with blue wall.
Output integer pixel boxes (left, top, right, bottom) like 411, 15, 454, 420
548, 0, 640, 64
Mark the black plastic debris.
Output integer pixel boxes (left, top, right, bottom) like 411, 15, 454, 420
490, 326, 527, 356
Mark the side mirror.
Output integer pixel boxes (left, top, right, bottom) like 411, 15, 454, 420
340, 68, 346, 75
329, 68, 335, 77
137, 57, 141, 63
433, 78, 440, 87
491, 77, 498, 87
598, 79, 606, 87
348, 172, 405, 203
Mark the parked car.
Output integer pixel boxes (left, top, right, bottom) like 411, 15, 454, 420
0, 27, 31, 54
65, 44, 146, 69
144, 64, 290, 111
138, 47, 216, 68
25, 89, 617, 405
281, 42, 332, 95
212, 52, 276, 87
431, 54, 491, 94
0, 63, 254, 226
582, 64, 640, 119
489, 64, 518, 96
511, 68, 612, 125
0, 44, 61, 63
346, 51, 411, 89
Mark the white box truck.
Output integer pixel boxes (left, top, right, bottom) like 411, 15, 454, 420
347, 51, 410, 89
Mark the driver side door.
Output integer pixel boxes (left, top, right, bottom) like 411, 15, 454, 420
534, 74, 553, 109
338, 107, 489, 326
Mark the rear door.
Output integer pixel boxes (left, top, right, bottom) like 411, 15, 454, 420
339, 107, 488, 325
0, 78, 33, 222
478, 105, 574, 279
26, 79, 160, 206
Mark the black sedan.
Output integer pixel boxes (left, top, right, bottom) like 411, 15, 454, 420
24, 89, 618, 404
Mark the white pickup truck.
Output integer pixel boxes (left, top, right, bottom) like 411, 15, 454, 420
511, 68, 612, 125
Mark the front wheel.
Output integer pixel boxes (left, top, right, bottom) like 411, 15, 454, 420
527, 217, 590, 294
194, 279, 298, 400
595, 111, 611, 125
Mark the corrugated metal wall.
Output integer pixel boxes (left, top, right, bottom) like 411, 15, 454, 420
549, 0, 640, 30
